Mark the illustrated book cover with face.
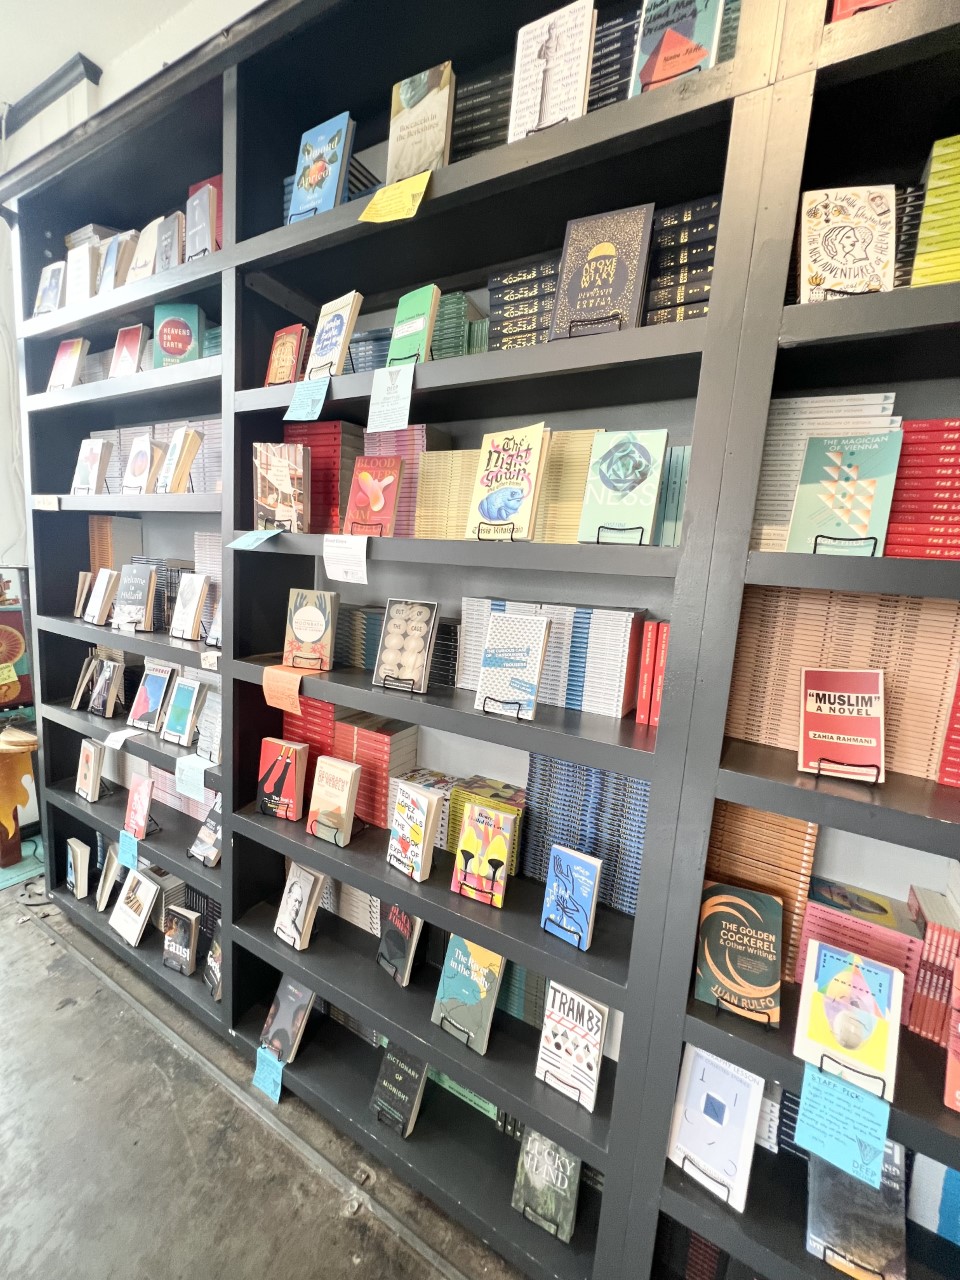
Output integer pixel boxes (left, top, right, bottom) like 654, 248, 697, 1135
343, 457, 404, 536
695, 883, 783, 1026
450, 801, 515, 909
786, 431, 903, 555
430, 935, 505, 1055
630, 0, 725, 95
577, 429, 669, 544
535, 980, 608, 1113
799, 187, 897, 303
373, 600, 438, 694
540, 843, 602, 951
465, 423, 549, 541
260, 977, 317, 1063
283, 589, 338, 670
508, 1, 596, 144
807, 1142, 907, 1280
273, 862, 323, 952
549, 206, 654, 339
162, 905, 200, 976
511, 1129, 581, 1244
386, 62, 455, 185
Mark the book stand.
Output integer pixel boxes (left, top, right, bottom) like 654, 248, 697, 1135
644, 66, 703, 92
287, 206, 322, 223
454, 875, 498, 905
381, 675, 416, 695
822, 285, 883, 299
306, 813, 364, 847
372, 1102, 405, 1133
186, 246, 211, 262
349, 521, 385, 535
597, 524, 645, 545
287, 654, 330, 669
72, 484, 110, 496
813, 758, 881, 786
141, 814, 162, 837
480, 697, 523, 719
375, 955, 403, 984
258, 798, 294, 820
544, 1070, 582, 1103
439, 1014, 471, 1044
386, 350, 432, 367
520, 1203, 561, 1236
544, 918, 584, 948
679, 1156, 730, 1202
258, 515, 294, 532
476, 521, 516, 541
714, 993, 774, 1030
96, 779, 116, 799
817, 1054, 888, 1099
812, 534, 878, 556
568, 313, 624, 337
525, 118, 568, 137
824, 1249, 882, 1278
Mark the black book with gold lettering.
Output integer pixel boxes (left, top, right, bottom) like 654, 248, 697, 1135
549, 204, 655, 340
695, 882, 783, 1026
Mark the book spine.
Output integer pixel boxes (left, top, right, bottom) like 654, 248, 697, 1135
649, 623, 670, 728
644, 302, 710, 325
635, 620, 659, 725
647, 263, 714, 291
653, 196, 722, 229
652, 218, 719, 249
650, 241, 717, 270
646, 281, 712, 308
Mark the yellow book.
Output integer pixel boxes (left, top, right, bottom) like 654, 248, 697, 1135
464, 423, 550, 541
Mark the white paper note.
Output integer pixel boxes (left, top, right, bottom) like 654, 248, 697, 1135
367, 363, 415, 433
175, 752, 208, 802
322, 534, 369, 584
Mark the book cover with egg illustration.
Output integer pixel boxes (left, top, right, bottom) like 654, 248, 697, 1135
535, 980, 608, 1113
373, 600, 438, 694
343, 456, 404, 535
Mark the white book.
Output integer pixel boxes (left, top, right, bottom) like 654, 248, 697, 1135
70, 439, 113, 495
385, 780, 442, 882
508, 1, 596, 145
121, 435, 166, 494
170, 573, 210, 640
83, 568, 119, 625
535, 981, 608, 1112
474, 612, 551, 720
304, 291, 364, 379
66, 837, 91, 899
799, 187, 896, 304
125, 216, 163, 283
108, 870, 161, 946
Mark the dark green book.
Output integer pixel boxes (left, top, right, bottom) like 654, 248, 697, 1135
694, 882, 782, 1026
511, 1129, 581, 1244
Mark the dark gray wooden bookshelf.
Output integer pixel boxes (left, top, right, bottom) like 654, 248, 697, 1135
8, 2, 959, 1278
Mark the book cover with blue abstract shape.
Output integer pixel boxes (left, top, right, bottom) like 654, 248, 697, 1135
431, 935, 505, 1054
288, 112, 354, 222
541, 844, 602, 951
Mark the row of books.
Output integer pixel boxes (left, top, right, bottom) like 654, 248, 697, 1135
333, 604, 460, 691
32, 180, 221, 318
47, 305, 213, 390
68, 423, 207, 498
75, 559, 219, 641
81, 418, 221, 497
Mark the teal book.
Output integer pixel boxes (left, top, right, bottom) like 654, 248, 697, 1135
630, 0, 725, 96
694, 882, 783, 1026
387, 284, 440, 365
430, 935, 505, 1054
287, 111, 354, 223
153, 303, 205, 367
785, 430, 904, 555
577, 429, 668, 544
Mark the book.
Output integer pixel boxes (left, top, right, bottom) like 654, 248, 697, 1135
465, 423, 550, 540
155, 212, 185, 272
631, 0, 726, 95
264, 324, 310, 385
474, 611, 551, 720
283, 588, 338, 671
508, 1, 596, 143
153, 303, 205, 367
695, 883, 783, 1026
372, 599, 438, 694
549, 205, 654, 339
369, 1043, 428, 1138
785, 431, 904, 555
450, 801, 515, 908
162, 905, 201, 975
304, 291, 363, 378
126, 216, 162, 282
128, 660, 176, 731
188, 794, 223, 867
253, 442, 311, 533
257, 737, 309, 821
109, 324, 149, 378
376, 902, 424, 986
112, 563, 156, 631
74, 571, 92, 617
794, 939, 904, 1099
430, 935, 505, 1054
387, 284, 441, 365
65, 243, 99, 305
343, 456, 404, 536
577, 429, 669, 544
66, 837, 91, 899
83, 568, 120, 625
798, 667, 885, 784
47, 338, 89, 391
948, 957, 960, 1112
189, 173, 224, 248
169, 573, 210, 640
33, 261, 65, 315
385, 62, 455, 185
536, 980, 608, 1112
185, 184, 218, 259
907, 1153, 960, 1247
121, 434, 166, 495
511, 1129, 581, 1243
260, 977, 317, 1062
155, 425, 203, 493
109, 870, 161, 946
385, 780, 443, 882
161, 676, 205, 746
306, 755, 361, 844
799, 187, 897, 303
540, 844, 603, 950
807, 1143, 906, 1280
86, 658, 123, 718
196, 691, 222, 764
274, 861, 324, 950
123, 774, 154, 840
666, 1044, 764, 1212
96, 842, 121, 912
203, 920, 224, 1000
288, 112, 355, 221
70, 439, 113, 495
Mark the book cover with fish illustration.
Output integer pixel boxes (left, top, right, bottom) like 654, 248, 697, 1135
785, 430, 903, 555
540, 844, 602, 951
465, 424, 550, 541
695, 882, 783, 1025
431, 935, 505, 1054
282, 588, 338, 670
451, 802, 515, 909
577, 429, 669, 544
343, 456, 404, 535
287, 112, 354, 222
535, 980, 608, 1112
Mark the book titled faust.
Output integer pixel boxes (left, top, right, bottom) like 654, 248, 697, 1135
631, 0, 725, 95
541, 844, 602, 950
695, 883, 783, 1026
786, 430, 903, 555
577, 429, 669, 544
508, 1, 596, 144
799, 668, 885, 783
799, 186, 897, 303
283, 589, 338, 670
512, 1129, 581, 1243
549, 205, 654, 339
535, 981, 608, 1112
431, 935, 505, 1054
386, 62, 455, 185
288, 112, 355, 222
465, 423, 550, 540
162, 905, 201, 976
343, 456, 404, 535
451, 802, 515, 908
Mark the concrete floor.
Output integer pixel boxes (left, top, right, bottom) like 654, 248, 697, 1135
0, 885, 521, 1280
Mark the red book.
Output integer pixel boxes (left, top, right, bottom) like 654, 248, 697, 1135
342, 456, 403, 536
894, 476, 960, 491
109, 324, 148, 379
189, 174, 223, 248
798, 667, 884, 783
900, 441, 960, 457
888, 523, 960, 538
123, 774, 154, 840
831, 0, 896, 19
264, 324, 310, 386
649, 622, 670, 728
635, 620, 659, 725
47, 338, 89, 391
901, 418, 960, 434
889, 505, 960, 520
887, 533, 960, 548
886, 546, 960, 559
256, 737, 308, 821
897, 465, 960, 479
945, 957, 960, 1112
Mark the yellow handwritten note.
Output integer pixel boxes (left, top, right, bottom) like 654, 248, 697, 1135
358, 171, 432, 224
0, 663, 18, 685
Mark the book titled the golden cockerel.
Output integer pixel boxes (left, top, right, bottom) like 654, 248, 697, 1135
695, 882, 783, 1026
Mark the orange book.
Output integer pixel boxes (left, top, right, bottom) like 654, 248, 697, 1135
635, 619, 659, 724
945, 955, 960, 1112
650, 622, 670, 728
342, 456, 403, 536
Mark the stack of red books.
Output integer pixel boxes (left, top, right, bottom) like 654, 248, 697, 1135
283, 420, 364, 533
886, 418, 960, 559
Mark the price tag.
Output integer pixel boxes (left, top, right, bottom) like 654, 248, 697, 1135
0, 662, 18, 685
200, 650, 220, 670
252, 1045, 284, 1103
283, 374, 331, 422
33, 494, 59, 511
358, 171, 431, 224
794, 1063, 890, 1188
117, 830, 139, 870
228, 528, 282, 551
175, 753, 208, 802
367, 363, 415, 433
102, 727, 143, 751
322, 534, 368, 584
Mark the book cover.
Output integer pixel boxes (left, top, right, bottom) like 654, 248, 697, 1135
126, 216, 162, 282
786, 431, 904, 555
306, 755, 361, 843
799, 668, 885, 783
577, 429, 669, 543
807, 1144, 907, 1280
666, 1044, 764, 1213
47, 338, 89, 391
304, 291, 363, 379
153, 303, 205, 367
794, 940, 904, 1099
155, 425, 203, 494
123, 774, 154, 840
195, 691, 222, 765
75, 738, 104, 802
257, 738, 308, 822
70, 438, 113, 495
121, 434, 165, 495
511, 1129, 581, 1244
83, 567, 119, 625
283, 589, 338, 670
451, 801, 515, 908
162, 905, 200, 976
549, 205, 654, 339
430, 935, 505, 1054
33, 261, 65, 315
907, 1154, 960, 1247
288, 112, 355, 222
809, 877, 922, 937
540, 843, 602, 951
343, 456, 404, 536
185, 184, 217, 259
254, 442, 310, 533
65, 243, 98, 305
112, 563, 155, 631
96, 843, 121, 912
188, 794, 223, 866
535, 980, 608, 1112
465, 423, 549, 540
631, 0, 725, 95
387, 284, 441, 365
474, 612, 551, 720
109, 324, 148, 379
947, 957, 960, 1112
695, 883, 783, 1025
386, 62, 455, 185
128, 660, 175, 731
109, 871, 160, 947
264, 324, 310, 386
66, 837, 90, 898
373, 599, 438, 694
369, 1043, 429, 1138
155, 212, 184, 272
377, 902, 424, 987
162, 677, 202, 745
800, 187, 897, 303
203, 920, 223, 1000
87, 659, 121, 718
260, 977, 316, 1063
170, 573, 209, 640
386, 780, 440, 882
273, 862, 321, 950
508, 1, 595, 143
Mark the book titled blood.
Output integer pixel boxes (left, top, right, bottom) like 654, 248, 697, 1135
798, 668, 885, 784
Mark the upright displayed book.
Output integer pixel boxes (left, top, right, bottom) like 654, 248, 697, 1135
126, 216, 162, 282
274, 862, 324, 950
798, 668, 885, 783
123, 774, 154, 840
666, 1044, 764, 1212
306, 755, 361, 843
74, 572, 92, 618
204, 921, 224, 1001
254, 442, 311, 533
372, 600, 438, 693
385, 62, 455, 185
260, 977, 317, 1062
385, 780, 443, 881
451, 801, 515, 908
128, 660, 175, 730
535, 980, 608, 1112
121, 434, 165, 495
153, 303, 205, 367
109, 324, 149, 378
66, 837, 91, 899
474, 611, 551, 720
369, 1043, 429, 1137
109, 871, 161, 947
112, 563, 156, 631
155, 424, 203, 493
161, 676, 205, 746
70, 439, 113, 495
185, 183, 218, 259
540, 844, 603, 950
785, 430, 904, 555
695, 883, 783, 1025
65, 243, 99, 305
169, 573, 209, 640
86, 658, 123, 717
799, 187, 897, 303
283, 589, 338, 670
288, 112, 354, 222
162, 905, 201, 975
257, 737, 309, 821
377, 902, 424, 986
807, 1143, 907, 1280
83, 568, 119, 624
305, 291, 363, 378
577, 429, 669, 544
188, 794, 223, 867
549, 205, 654, 339
431, 935, 505, 1054
465, 423, 550, 540
387, 284, 441, 365
631, 0, 726, 95
264, 324, 310, 385
508, 1, 596, 144
511, 1129, 581, 1244
32, 261, 65, 315
908, 1153, 960, 1246
155, 212, 185, 272
343, 456, 403, 536
96, 843, 121, 912
47, 338, 89, 391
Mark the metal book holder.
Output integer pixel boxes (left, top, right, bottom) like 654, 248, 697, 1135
596, 524, 645, 545
454, 876, 496, 906
97, 779, 116, 799
141, 814, 162, 837
568, 312, 624, 337
824, 1249, 882, 1279
386, 351, 424, 367
813, 757, 881, 787
822, 285, 882, 299
375, 955, 403, 985
679, 1156, 730, 1202
544, 1070, 581, 1104
812, 534, 877, 556
260, 515, 294, 533
258, 798, 292, 820
544, 918, 584, 948
288, 206, 322, 223
481, 696, 523, 720
372, 1102, 405, 1134
382, 675, 416, 695
521, 1204, 560, 1236
73, 483, 110, 495
644, 65, 702, 92
524, 117, 568, 137
439, 1014, 471, 1044
714, 993, 774, 1030
817, 1054, 888, 1099
306, 813, 365, 848
186, 246, 210, 262
476, 521, 516, 542
349, 520, 385, 536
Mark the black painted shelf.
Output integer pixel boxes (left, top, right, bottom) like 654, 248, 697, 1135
37, 614, 212, 669
25, 356, 222, 427
744, 551, 960, 599
780, 282, 960, 348
818, 0, 960, 78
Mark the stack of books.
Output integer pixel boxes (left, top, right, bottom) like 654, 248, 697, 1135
908, 869, 960, 1045
282, 420, 365, 533
332, 712, 419, 827
362, 425, 449, 538
193, 532, 221, 634
281, 695, 336, 779
487, 256, 559, 351
320, 878, 381, 938
148, 762, 212, 823
348, 326, 391, 373
413, 450, 480, 538
333, 605, 385, 670
586, 6, 642, 113
282, 154, 382, 222
532, 429, 598, 543
497, 961, 547, 1030
911, 134, 960, 287
202, 326, 222, 358
940, 668, 960, 789
450, 68, 512, 163
433, 291, 487, 360
643, 195, 720, 326
430, 619, 460, 688
895, 185, 925, 287
521, 753, 648, 913
446, 776, 526, 873
887, 418, 960, 560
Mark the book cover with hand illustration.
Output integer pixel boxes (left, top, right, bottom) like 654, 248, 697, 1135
540, 844, 602, 951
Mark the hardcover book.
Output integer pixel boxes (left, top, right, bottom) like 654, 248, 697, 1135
511, 1129, 581, 1244
203, 920, 224, 1000
70, 439, 113, 495
185, 183, 217, 260
264, 324, 310, 386
112, 563, 156, 632
508, 1, 596, 144
451, 801, 515, 908
188, 794, 223, 866
282, 589, 338, 671
123, 774, 154, 840
695, 883, 783, 1026
431, 935, 505, 1054
465, 423, 550, 540
798, 667, 885, 784
288, 112, 355, 222
274, 861, 324, 950
385, 780, 442, 882
306, 755, 361, 844
631, 0, 725, 95
786, 431, 904, 555
794, 939, 904, 1100
260, 977, 317, 1062
155, 425, 203, 494
152, 303, 205, 367
540, 844, 603, 951
474, 612, 551, 720
343, 456, 404, 536
169, 573, 210, 641
66, 837, 91, 899
304, 291, 363, 378
385, 62, 455, 185
254, 442, 311, 533
96, 842, 121, 912
577, 429, 669, 544
162, 905, 201, 975
155, 212, 185, 272
47, 338, 90, 391
161, 676, 204, 746
109, 871, 161, 947
807, 1144, 907, 1280
257, 737, 309, 822
387, 284, 441, 365
369, 1043, 429, 1138
121, 435, 165, 494
799, 187, 897, 303
549, 205, 654, 339
666, 1044, 764, 1212
33, 261, 65, 315
109, 324, 149, 379
373, 599, 438, 694
376, 902, 424, 987
535, 980, 608, 1112
128, 660, 176, 731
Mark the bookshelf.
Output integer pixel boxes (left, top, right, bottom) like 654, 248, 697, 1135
7, 3, 959, 1279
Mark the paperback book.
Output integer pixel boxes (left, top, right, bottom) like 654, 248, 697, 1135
373, 600, 438, 694
162, 905, 201, 975
507, 1, 596, 144
465, 423, 550, 541
75, 738, 105, 803
306, 755, 361, 844
96, 843, 121, 912
161, 676, 204, 746
112, 563, 156, 631
204, 921, 223, 1000
511, 1129, 581, 1244
369, 1043, 429, 1138
109, 871, 160, 947
474, 612, 551, 720
387, 284, 441, 365
450, 801, 515, 908
185, 184, 217, 259
121, 434, 165, 494
385, 62, 455, 185
376, 902, 424, 987
282, 589, 338, 670
274, 862, 324, 951
123, 774, 154, 840
83, 568, 119, 624
257, 738, 309, 822
431, 935, 505, 1054
128, 660, 176, 731
577, 429, 669, 544
47, 338, 89, 391
549, 205, 654, 338
71, 439, 113, 494
798, 668, 885, 784
254, 442, 311, 533
260, 977, 317, 1062
385, 780, 442, 881
288, 112, 355, 222
785, 431, 904, 555
695, 883, 783, 1025
109, 324, 149, 379
188, 794, 223, 866
343, 456, 404, 536
540, 843, 603, 951
535, 980, 608, 1112
799, 187, 897, 303
153, 303, 205, 367
33, 261, 65, 315
154, 425, 203, 494
66, 837, 90, 899
304, 291, 363, 378
170, 573, 209, 641
631, 0, 726, 95
807, 1143, 907, 1280
264, 324, 310, 385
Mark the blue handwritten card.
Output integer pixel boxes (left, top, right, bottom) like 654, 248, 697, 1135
252, 1045, 284, 1103
795, 1062, 890, 1187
